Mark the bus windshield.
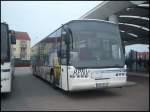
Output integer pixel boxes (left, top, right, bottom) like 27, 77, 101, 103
1, 23, 10, 62
68, 20, 124, 68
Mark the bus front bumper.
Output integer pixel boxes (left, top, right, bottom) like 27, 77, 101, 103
69, 81, 136, 91
99, 81, 136, 89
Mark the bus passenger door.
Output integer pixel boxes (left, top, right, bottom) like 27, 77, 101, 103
60, 29, 69, 90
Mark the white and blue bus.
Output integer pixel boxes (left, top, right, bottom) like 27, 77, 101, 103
1, 23, 16, 93
31, 19, 134, 92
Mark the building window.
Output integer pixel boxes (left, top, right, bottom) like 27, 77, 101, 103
20, 40, 27, 47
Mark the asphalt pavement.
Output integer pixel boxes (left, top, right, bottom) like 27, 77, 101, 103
1, 67, 149, 111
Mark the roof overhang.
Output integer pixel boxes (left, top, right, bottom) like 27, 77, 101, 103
80, 1, 149, 46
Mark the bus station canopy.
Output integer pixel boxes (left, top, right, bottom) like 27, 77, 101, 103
80, 1, 149, 45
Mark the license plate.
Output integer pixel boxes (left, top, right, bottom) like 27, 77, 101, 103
96, 83, 108, 88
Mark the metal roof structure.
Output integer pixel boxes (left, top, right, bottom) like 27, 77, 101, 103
80, 1, 149, 46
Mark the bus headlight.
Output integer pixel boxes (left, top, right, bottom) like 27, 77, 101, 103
116, 72, 125, 76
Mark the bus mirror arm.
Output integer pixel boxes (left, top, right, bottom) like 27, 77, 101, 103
64, 27, 73, 49
70, 32, 73, 49
67, 28, 73, 50
63, 29, 70, 45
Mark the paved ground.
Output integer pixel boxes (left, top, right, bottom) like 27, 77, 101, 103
1, 67, 149, 111
128, 71, 149, 77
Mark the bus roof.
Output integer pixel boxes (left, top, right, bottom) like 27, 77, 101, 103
32, 19, 117, 48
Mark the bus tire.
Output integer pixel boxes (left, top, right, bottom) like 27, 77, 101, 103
50, 74, 56, 88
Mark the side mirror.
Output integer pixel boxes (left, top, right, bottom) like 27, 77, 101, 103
11, 35, 16, 44
62, 31, 69, 45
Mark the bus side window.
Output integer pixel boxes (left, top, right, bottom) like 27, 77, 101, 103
56, 28, 62, 64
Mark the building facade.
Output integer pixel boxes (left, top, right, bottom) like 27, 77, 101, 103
12, 31, 31, 60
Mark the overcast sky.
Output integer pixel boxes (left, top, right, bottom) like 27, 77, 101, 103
1, 1, 149, 53
1, 1, 101, 46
